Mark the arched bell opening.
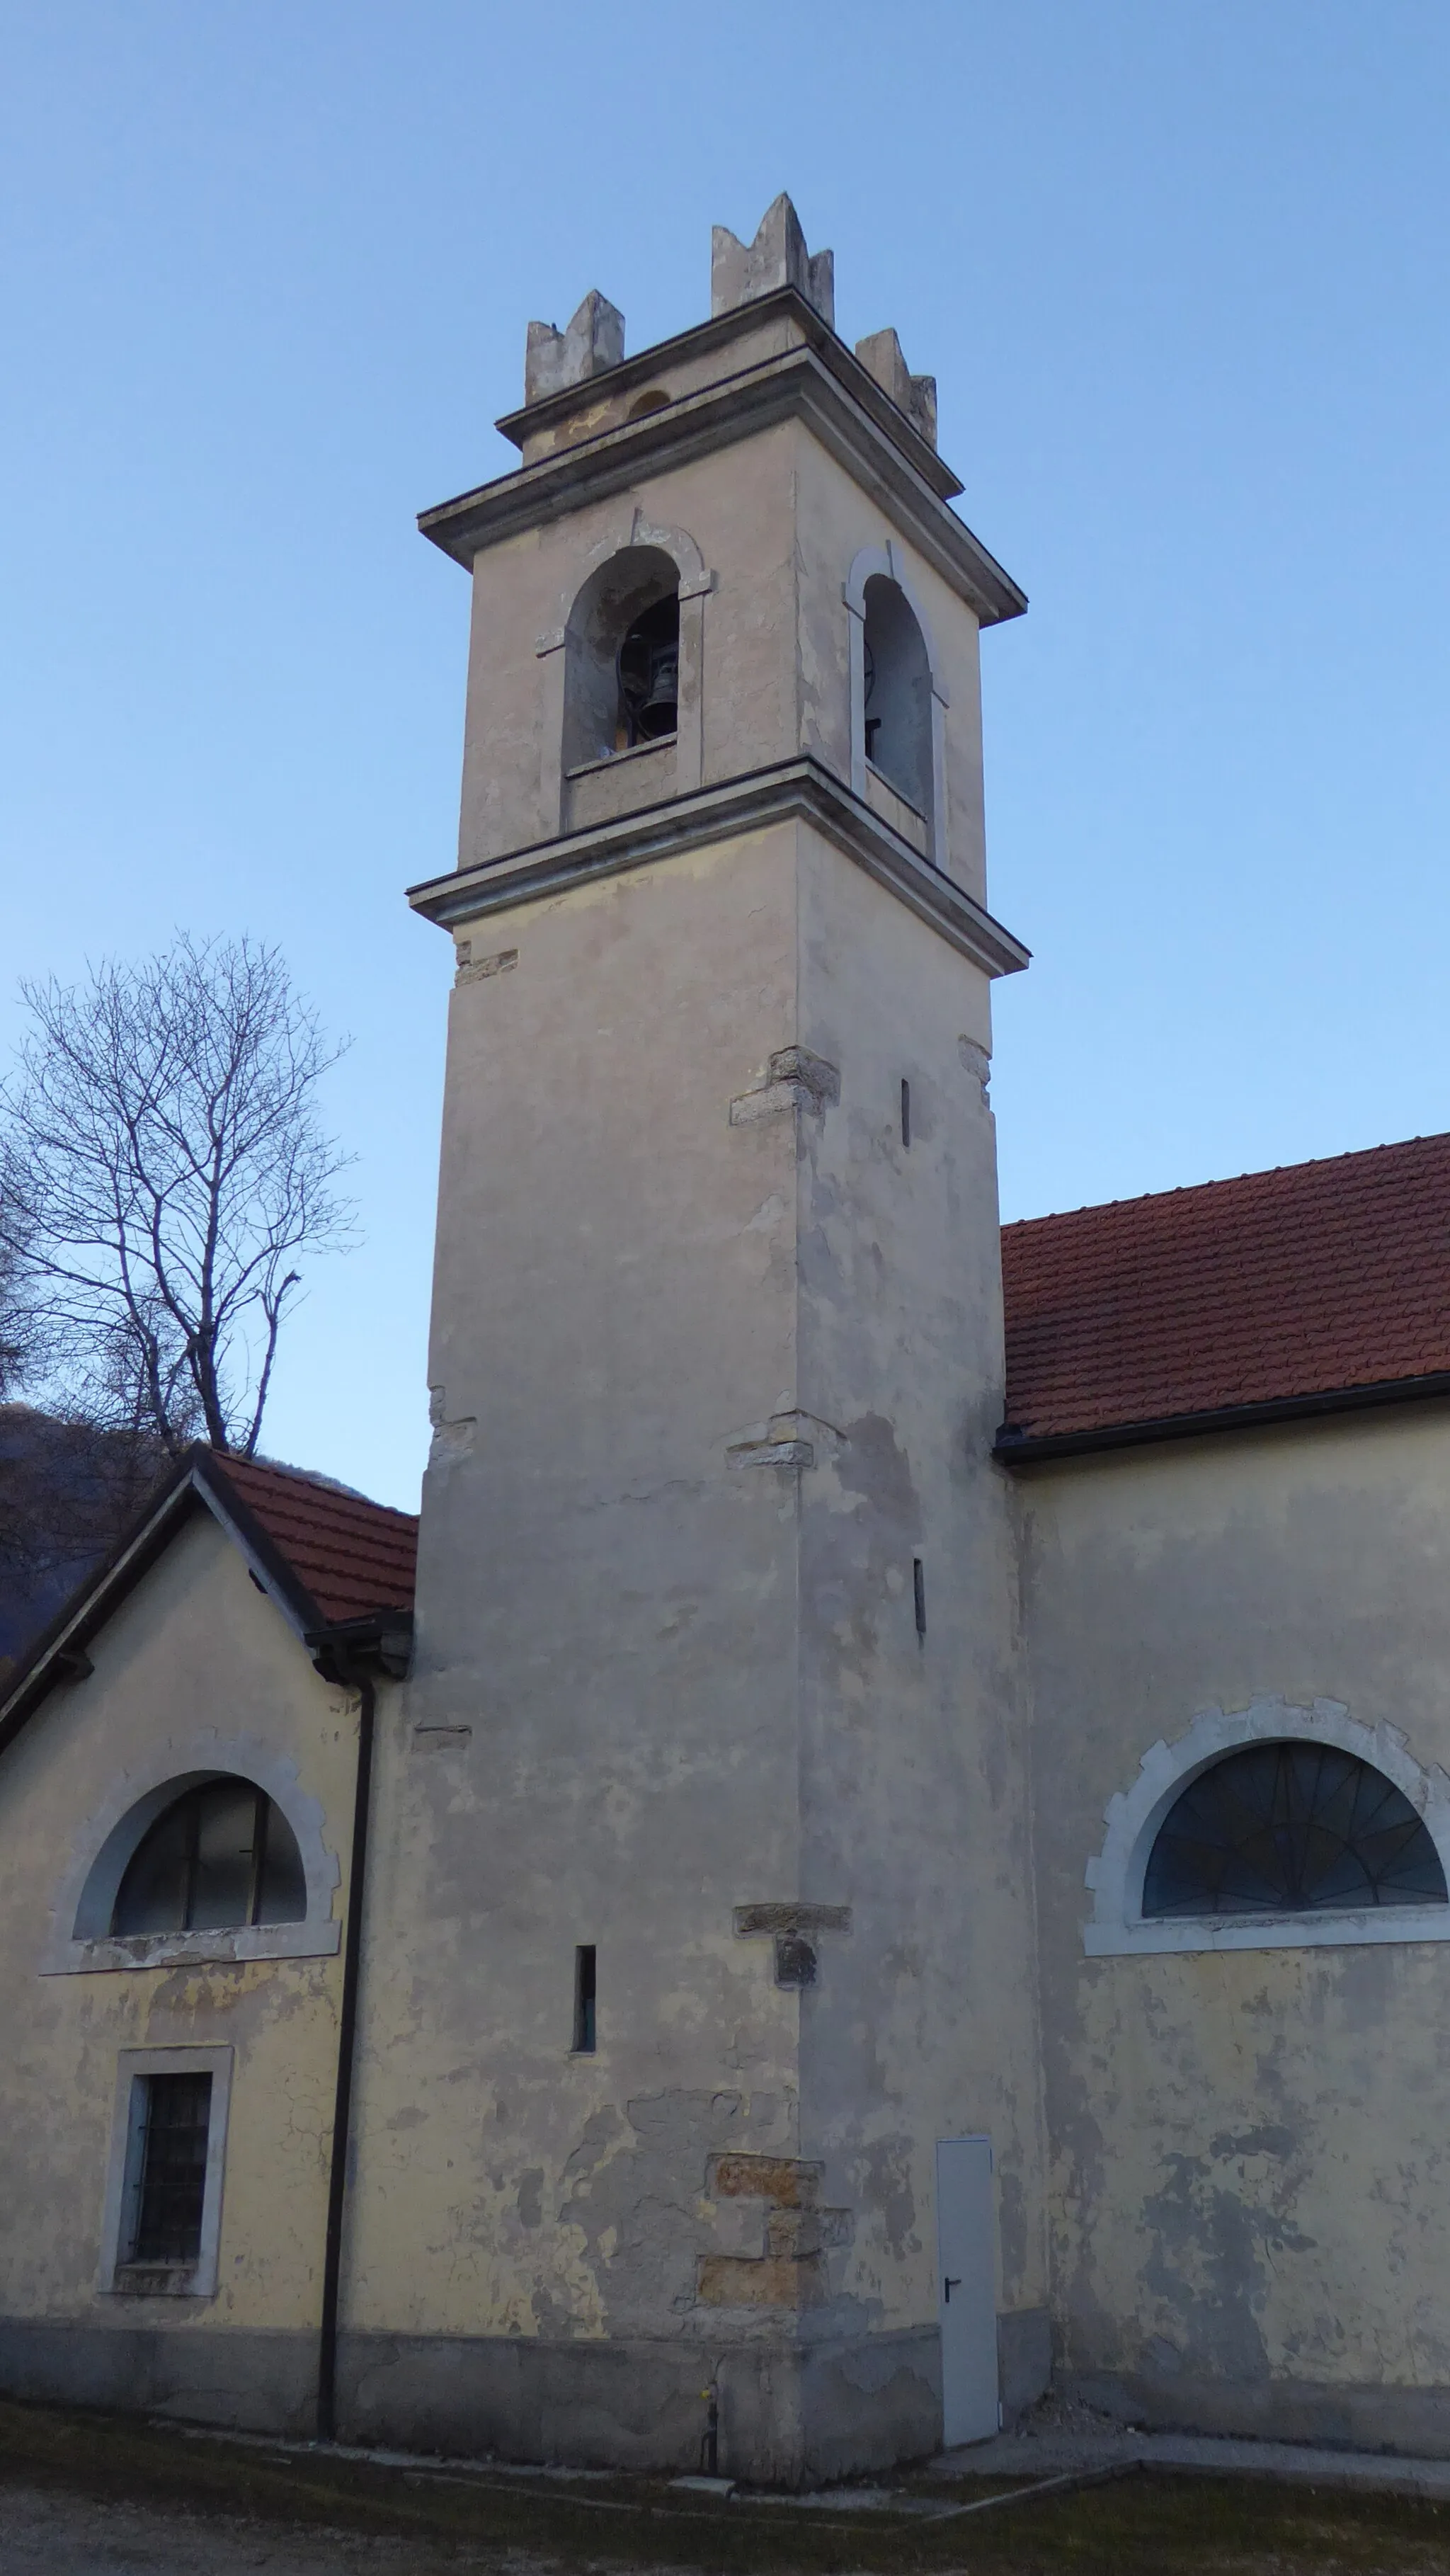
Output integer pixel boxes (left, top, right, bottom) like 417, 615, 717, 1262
563, 545, 682, 770
861, 574, 933, 822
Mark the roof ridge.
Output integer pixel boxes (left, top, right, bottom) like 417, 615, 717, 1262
212, 1449, 418, 1527
1002, 1128, 1450, 1236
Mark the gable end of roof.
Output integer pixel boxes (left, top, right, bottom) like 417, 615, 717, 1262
0, 1447, 419, 1761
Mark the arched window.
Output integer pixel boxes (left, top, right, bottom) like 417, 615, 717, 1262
562, 545, 680, 770
861, 574, 933, 820
1143, 1743, 1449, 1919
111, 1777, 307, 1937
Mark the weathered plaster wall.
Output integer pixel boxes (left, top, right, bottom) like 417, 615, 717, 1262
1017, 1406, 1450, 2446
794, 835, 1045, 2346
348, 826, 809, 2383
0, 1514, 355, 2418
348, 804, 1039, 2473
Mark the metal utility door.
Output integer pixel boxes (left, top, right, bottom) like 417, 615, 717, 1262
936, 2136, 998, 2446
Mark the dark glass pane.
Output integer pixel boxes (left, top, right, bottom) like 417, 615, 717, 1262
1144, 1743, 1448, 1919
255, 1801, 307, 1925
112, 1796, 195, 1935
188, 1782, 262, 1929
132, 2072, 212, 2264
112, 1778, 299, 1937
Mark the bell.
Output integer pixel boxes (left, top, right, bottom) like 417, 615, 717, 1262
617, 596, 681, 744
637, 642, 678, 734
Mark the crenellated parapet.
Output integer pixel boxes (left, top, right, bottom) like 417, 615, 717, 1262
516, 197, 938, 452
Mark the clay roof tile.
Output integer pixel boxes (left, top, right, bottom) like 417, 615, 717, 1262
209, 1453, 418, 1625
1000, 1131, 1450, 1442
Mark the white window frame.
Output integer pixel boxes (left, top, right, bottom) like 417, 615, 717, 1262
98, 2045, 234, 2298
843, 540, 949, 870
1084, 1695, 1450, 1957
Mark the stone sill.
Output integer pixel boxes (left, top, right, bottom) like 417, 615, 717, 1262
1085, 1906, 1450, 1957
864, 760, 928, 855
565, 734, 675, 781
106, 2266, 208, 2300
42, 1919, 342, 1975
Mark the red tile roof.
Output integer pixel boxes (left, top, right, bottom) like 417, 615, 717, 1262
1000, 1132, 1450, 1446
211, 1453, 418, 1623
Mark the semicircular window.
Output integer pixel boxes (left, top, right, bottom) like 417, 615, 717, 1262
1143, 1743, 1448, 1918
111, 1778, 307, 1937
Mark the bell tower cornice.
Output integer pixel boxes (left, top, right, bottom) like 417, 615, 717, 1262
496, 287, 952, 487
406, 751, 1030, 981
418, 287, 1026, 632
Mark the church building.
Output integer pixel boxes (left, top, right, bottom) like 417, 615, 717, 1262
4, 198, 1450, 2485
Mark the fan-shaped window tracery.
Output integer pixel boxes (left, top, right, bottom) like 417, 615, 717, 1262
1143, 1742, 1448, 1919
111, 1777, 307, 1937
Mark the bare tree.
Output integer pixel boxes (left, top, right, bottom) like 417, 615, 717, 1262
0, 935, 355, 1455
0, 1206, 35, 1404
0, 1189, 164, 1672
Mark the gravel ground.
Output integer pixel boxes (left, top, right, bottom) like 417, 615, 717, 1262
0, 2483, 491, 2575
7, 2395, 1450, 2576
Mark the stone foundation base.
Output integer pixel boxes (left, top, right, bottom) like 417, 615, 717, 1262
337, 2324, 942, 2485
0, 2320, 316, 2436
1068, 2366, 1450, 2459
0, 2311, 1050, 2483
999, 2306, 1052, 2424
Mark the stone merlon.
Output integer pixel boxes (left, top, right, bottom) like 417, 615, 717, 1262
524, 289, 625, 405
854, 327, 938, 451
711, 191, 834, 326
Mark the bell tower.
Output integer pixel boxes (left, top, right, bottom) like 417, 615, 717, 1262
349, 196, 1047, 2483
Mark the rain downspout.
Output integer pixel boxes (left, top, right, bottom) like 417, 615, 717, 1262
306, 1611, 411, 2445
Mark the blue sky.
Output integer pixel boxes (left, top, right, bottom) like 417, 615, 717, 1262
2, 2, 1446, 1508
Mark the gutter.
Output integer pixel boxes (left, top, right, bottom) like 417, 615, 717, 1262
306, 1610, 411, 2446
994, 1368, 1450, 1466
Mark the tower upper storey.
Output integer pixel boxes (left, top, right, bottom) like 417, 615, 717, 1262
410, 196, 1027, 984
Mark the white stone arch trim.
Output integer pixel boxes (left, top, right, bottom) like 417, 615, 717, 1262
1084, 1695, 1450, 1957
843, 540, 949, 863
535, 506, 716, 820
41, 1730, 343, 1976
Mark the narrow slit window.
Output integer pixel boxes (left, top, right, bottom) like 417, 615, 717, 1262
900, 1079, 912, 1148
127, 2071, 212, 2266
913, 1558, 927, 1639
573, 1944, 597, 2053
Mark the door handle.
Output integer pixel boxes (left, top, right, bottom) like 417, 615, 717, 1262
943, 2276, 961, 2302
